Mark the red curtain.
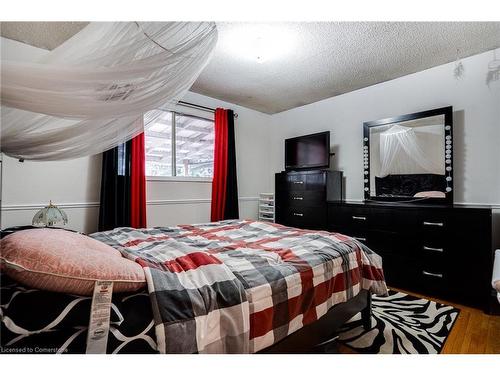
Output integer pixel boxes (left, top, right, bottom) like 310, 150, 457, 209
211, 109, 229, 221
130, 132, 147, 228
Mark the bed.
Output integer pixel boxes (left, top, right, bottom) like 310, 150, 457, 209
1, 219, 387, 354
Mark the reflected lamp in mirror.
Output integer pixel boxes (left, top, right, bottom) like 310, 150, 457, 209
32, 201, 68, 227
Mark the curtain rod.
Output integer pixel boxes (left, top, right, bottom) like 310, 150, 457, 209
177, 101, 238, 118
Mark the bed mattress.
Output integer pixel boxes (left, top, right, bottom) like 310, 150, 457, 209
0, 274, 157, 354
1, 219, 387, 353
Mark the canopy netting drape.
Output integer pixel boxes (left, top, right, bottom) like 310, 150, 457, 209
0, 22, 217, 160
379, 124, 444, 177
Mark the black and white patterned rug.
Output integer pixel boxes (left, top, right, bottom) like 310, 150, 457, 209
337, 290, 459, 354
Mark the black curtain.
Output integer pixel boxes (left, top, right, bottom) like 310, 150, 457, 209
223, 109, 239, 219
98, 142, 132, 231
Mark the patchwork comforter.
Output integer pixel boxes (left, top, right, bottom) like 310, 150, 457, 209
91, 219, 387, 353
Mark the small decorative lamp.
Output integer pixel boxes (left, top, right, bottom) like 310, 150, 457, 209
32, 201, 68, 227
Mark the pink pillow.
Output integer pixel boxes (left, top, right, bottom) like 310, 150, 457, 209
413, 191, 446, 198
0, 229, 146, 296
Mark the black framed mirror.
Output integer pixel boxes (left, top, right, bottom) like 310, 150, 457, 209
363, 106, 453, 204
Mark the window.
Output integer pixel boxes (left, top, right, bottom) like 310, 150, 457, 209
145, 110, 173, 177
145, 110, 214, 179
174, 113, 215, 178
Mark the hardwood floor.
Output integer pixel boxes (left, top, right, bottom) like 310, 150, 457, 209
338, 287, 500, 354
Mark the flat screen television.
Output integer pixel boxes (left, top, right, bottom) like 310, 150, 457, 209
285, 131, 330, 170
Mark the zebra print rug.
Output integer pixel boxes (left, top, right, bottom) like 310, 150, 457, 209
337, 290, 459, 354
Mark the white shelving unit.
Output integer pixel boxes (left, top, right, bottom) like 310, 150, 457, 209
258, 193, 275, 223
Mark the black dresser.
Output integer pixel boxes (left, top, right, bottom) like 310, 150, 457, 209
328, 201, 493, 310
275, 170, 342, 230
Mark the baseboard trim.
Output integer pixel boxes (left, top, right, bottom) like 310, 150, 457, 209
1, 197, 260, 211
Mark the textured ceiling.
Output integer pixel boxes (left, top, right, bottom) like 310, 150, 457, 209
0, 22, 88, 50
194, 22, 500, 113
2, 22, 500, 113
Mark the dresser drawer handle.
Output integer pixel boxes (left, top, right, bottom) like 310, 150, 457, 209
352, 216, 367, 221
423, 221, 444, 227
293, 213, 304, 217
422, 270, 443, 278
423, 246, 444, 253
292, 181, 304, 184
292, 197, 303, 200
353, 236, 367, 242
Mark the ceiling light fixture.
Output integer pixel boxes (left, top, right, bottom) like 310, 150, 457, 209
220, 23, 296, 64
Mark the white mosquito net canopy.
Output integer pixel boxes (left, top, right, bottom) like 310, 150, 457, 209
0, 22, 218, 160
379, 124, 444, 177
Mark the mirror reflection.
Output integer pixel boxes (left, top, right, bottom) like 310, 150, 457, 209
369, 114, 447, 199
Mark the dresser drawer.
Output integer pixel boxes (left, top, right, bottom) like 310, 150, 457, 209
370, 207, 420, 232
382, 255, 450, 294
419, 210, 450, 231
327, 223, 369, 241
420, 243, 447, 264
304, 171, 328, 191
417, 273, 449, 296
367, 230, 418, 257
284, 206, 326, 230
286, 174, 307, 191
328, 206, 371, 229
286, 172, 327, 192
416, 261, 451, 296
329, 205, 421, 232
287, 190, 326, 207
325, 226, 393, 255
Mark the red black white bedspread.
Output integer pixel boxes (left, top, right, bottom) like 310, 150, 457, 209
91, 219, 387, 353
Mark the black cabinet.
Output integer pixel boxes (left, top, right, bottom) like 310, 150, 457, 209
328, 201, 493, 309
275, 170, 342, 230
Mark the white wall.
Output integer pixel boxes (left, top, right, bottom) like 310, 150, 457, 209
0, 38, 272, 233
269, 49, 500, 207
1, 155, 102, 234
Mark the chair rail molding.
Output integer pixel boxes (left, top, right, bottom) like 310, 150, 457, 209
1, 197, 260, 211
